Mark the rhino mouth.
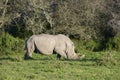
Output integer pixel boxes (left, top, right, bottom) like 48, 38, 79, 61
79, 54, 85, 59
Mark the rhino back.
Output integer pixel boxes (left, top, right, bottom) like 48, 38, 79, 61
54, 34, 71, 52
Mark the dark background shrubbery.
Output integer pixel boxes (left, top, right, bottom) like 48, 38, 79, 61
0, 0, 120, 55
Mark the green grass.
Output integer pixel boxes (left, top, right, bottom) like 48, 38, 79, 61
0, 51, 120, 80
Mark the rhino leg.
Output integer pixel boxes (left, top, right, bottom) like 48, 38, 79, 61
24, 43, 35, 60
24, 52, 34, 60
57, 54, 61, 59
57, 51, 68, 59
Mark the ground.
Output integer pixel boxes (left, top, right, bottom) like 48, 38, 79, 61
0, 51, 120, 80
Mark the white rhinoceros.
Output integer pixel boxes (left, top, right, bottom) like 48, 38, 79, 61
24, 34, 84, 60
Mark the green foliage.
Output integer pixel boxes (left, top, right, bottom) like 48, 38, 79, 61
0, 32, 24, 55
72, 39, 101, 52
84, 40, 101, 51
96, 51, 118, 66
105, 36, 120, 51
0, 0, 118, 38
113, 36, 120, 51
72, 35, 120, 52
1, 0, 119, 41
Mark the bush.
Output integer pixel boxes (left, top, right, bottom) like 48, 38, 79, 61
0, 0, 120, 52
96, 51, 117, 66
72, 39, 101, 52
106, 36, 120, 51
0, 32, 24, 55
85, 40, 101, 51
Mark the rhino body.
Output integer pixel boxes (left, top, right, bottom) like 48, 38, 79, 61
24, 34, 84, 60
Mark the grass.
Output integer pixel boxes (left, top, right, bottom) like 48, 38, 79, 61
0, 51, 120, 80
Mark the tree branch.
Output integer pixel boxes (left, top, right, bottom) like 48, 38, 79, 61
0, 0, 8, 28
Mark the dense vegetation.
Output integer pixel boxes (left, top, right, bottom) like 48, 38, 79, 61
0, 0, 120, 51
0, 0, 120, 80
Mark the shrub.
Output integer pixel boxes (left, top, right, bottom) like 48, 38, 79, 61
0, 32, 24, 55
105, 36, 120, 51
96, 51, 117, 66
72, 39, 101, 52
84, 40, 100, 51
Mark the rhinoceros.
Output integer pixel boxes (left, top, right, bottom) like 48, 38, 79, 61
24, 34, 85, 60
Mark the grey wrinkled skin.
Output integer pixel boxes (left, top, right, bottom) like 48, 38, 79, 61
24, 34, 84, 60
